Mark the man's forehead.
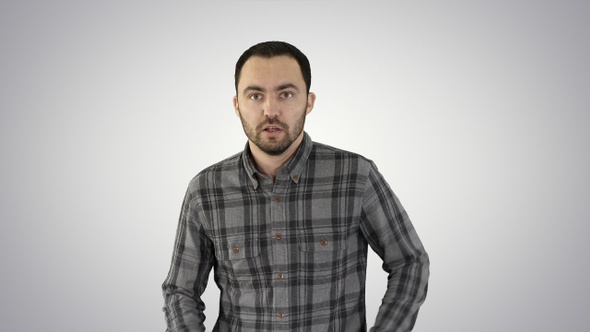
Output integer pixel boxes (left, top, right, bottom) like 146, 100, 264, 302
244, 54, 298, 66
240, 55, 304, 83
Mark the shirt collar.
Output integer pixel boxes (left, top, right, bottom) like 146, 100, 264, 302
242, 132, 313, 189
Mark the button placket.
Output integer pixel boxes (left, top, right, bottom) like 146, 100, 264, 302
270, 181, 288, 321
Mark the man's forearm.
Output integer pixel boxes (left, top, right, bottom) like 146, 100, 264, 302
162, 292, 207, 332
371, 253, 429, 332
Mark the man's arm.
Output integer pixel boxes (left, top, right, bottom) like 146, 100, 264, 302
162, 187, 214, 332
360, 162, 430, 332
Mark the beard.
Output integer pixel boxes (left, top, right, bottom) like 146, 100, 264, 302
239, 111, 306, 156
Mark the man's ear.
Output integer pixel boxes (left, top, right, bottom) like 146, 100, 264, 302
306, 92, 316, 115
233, 96, 240, 117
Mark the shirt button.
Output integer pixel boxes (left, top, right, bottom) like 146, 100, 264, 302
320, 239, 328, 247
293, 175, 299, 180
232, 247, 239, 253
277, 312, 284, 319
274, 197, 281, 203
277, 274, 284, 280
275, 233, 282, 239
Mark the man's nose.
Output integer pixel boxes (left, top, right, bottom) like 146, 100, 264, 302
263, 97, 280, 118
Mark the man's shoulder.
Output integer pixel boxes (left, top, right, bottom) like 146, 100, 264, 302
312, 141, 372, 164
187, 151, 243, 186
204, 151, 243, 173
310, 141, 378, 176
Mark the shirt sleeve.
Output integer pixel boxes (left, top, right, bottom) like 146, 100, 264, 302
162, 186, 214, 332
359, 161, 430, 332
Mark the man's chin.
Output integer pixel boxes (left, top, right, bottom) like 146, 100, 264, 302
261, 145, 290, 156
257, 140, 291, 156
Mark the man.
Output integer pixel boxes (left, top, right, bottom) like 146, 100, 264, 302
162, 41, 429, 331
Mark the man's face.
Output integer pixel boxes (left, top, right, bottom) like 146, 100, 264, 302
234, 55, 315, 156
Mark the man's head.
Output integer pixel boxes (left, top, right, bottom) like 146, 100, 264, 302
235, 41, 312, 95
233, 41, 315, 158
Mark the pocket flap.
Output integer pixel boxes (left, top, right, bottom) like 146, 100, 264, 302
219, 236, 260, 260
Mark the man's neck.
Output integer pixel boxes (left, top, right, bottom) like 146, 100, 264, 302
249, 134, 304, 181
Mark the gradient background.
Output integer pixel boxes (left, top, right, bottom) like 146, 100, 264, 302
1, 1, 589, 331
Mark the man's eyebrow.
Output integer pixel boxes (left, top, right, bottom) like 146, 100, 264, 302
243, 85, 265, 94
276, 83, 299, 92
242, 83, 300, 94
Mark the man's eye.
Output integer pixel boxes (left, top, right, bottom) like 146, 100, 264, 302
281, 92, 293, 99
249, 94, 262, 101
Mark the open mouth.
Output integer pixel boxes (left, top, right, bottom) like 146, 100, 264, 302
264, 126, 282, 132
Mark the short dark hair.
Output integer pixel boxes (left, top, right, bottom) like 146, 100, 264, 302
234, 41, 312, 94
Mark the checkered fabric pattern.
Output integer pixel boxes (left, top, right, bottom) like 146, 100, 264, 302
163, 133, 429, 331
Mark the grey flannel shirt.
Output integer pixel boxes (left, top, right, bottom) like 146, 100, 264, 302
162, 133, 429, 331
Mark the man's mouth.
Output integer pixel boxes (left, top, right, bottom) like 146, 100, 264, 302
264, 126, 282, 132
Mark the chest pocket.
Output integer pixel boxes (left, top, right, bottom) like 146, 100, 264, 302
297, 216, 349, 250
222, 237, 260, 260
296, 222, 350, 298
297, 221, 349, 267
215, 236, 266, 290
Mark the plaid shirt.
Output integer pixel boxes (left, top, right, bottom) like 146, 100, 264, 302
162, 133, 429, 331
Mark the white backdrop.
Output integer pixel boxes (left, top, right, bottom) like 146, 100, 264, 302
1, 1, 589, 331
